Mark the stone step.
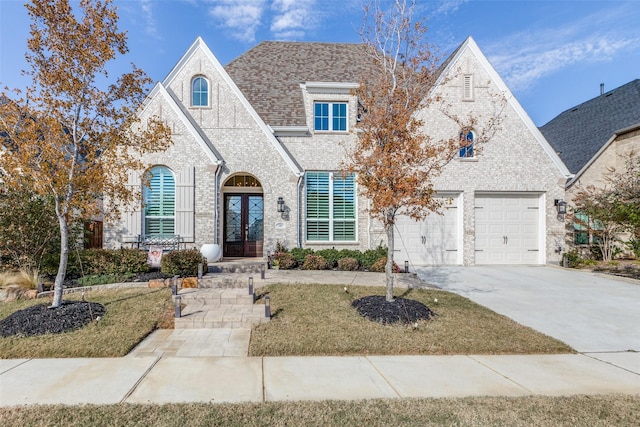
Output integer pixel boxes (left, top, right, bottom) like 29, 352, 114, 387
198, 274, 266, 289
174, 304, 269, 329
208, 260, 268, 274
177, 288, 255, 305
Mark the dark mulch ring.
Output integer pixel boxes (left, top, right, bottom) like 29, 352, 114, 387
351, 295, 435, 325
0, 301, 105, 338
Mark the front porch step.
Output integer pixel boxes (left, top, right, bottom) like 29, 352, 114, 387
174, 288, 269, 329
199, 273, 266, 289
208, 259, 268, 274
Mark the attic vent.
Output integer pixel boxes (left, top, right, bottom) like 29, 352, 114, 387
463, 74, 474, 101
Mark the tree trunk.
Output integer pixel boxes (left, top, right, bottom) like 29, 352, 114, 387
50, 213, 69, 308
385, 221, 395, 302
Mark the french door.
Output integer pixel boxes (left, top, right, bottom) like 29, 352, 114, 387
223, 194, 264, 257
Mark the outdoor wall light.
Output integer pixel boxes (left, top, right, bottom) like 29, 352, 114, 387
248, 276, 254, 295
277, 197, 285, 213
554, 199, 567, 215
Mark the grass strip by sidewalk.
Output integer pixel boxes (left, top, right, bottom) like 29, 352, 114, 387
0, 288, 173, 358
250, 284, 574, 356
1, 395, 638, 426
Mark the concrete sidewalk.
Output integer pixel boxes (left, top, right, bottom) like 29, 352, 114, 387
1, 353, 638, 406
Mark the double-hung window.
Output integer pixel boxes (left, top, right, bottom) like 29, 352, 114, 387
306, 172, 356, 241
144, 166, 175, 237
314, 102, 347, 131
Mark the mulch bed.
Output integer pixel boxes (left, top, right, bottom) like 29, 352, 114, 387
0, 301, 105, 337
351, 295, 435, 324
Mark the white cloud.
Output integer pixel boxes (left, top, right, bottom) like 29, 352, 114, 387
485, 3, 640, 92
270, 0, 316, 40
206, 0, 267, 43
138, 0, 160, 39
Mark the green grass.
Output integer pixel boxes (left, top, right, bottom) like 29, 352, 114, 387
1, 395, 638, 426
0, 287, 173, 358
250, 284, 574, 356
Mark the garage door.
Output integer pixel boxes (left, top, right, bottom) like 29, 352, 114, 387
474, 194, 541, 264
394, 196, 460, 266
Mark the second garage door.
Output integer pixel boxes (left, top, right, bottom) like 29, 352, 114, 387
474, 194, 541, 265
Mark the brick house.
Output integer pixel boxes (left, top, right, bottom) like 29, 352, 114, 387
104, 36, 571, 266
541, 80, 640, 249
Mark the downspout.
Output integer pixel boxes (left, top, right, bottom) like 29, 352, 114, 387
214, 161, 225, 244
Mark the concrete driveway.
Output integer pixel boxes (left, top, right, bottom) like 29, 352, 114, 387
415, 266, 640, 353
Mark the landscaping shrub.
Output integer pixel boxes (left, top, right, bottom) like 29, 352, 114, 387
315, 248, 340, 268
272, 252, 297, 269
41, 248, 149, 278
337, 257, 359, 271
290, 247, 314, 264
370, 257, 400, 273
302, 254, 329, 270
161, 249, 206, 277
361, 246, 388, 269
0, 269, 40, 289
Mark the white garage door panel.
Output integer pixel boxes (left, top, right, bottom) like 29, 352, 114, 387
475, 195, 541, 265
395, 197, 459, 266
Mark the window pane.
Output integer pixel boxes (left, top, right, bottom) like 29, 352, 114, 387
192, 77, 208, 106
332, 103, 347, 131
333, 221, 355, 241
307, 221, 329, 241
306, 172, 330, 219
144, 166, 175, 237
314, 103, 329, 130
333, 173, 355, 219
574, 231, 589, 245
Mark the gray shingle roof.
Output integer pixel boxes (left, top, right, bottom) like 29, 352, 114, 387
539, 79, 640, 174
224, 41, 371, 127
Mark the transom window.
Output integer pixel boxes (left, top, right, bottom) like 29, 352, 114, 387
306, 172, 356, 241
459, 130, 474, 158
144, 166, 175, 237
314, 102, 347, 132
192, 76, 209, 107
223, 175, 262, 188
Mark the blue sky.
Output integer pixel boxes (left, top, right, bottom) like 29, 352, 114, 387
1, 0, 638, 125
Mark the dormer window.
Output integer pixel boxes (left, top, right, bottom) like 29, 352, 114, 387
314, 102, 347, 132
191, 76, 209, 107
459, 130, 474, 158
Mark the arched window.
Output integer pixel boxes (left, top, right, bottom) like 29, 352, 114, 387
144, 166, 175, 237
191, 76, 209, 107
459, 130, 474, 158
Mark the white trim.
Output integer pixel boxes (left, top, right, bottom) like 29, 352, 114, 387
270, 126, 310, 137
433, 37, 572, 179
163, 37, 303, 176
302, 82, 359, 94
143, 82, 222, 165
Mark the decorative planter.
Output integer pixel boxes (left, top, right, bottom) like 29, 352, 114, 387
200, 243, 222, 263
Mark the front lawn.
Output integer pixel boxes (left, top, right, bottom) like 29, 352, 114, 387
1, 395, 638, 426
250, 284, 574, 356
0, 288, 173, 358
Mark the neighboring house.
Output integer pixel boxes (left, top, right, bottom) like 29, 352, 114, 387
104, 36, 571, 266
540, 80, 640, 247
